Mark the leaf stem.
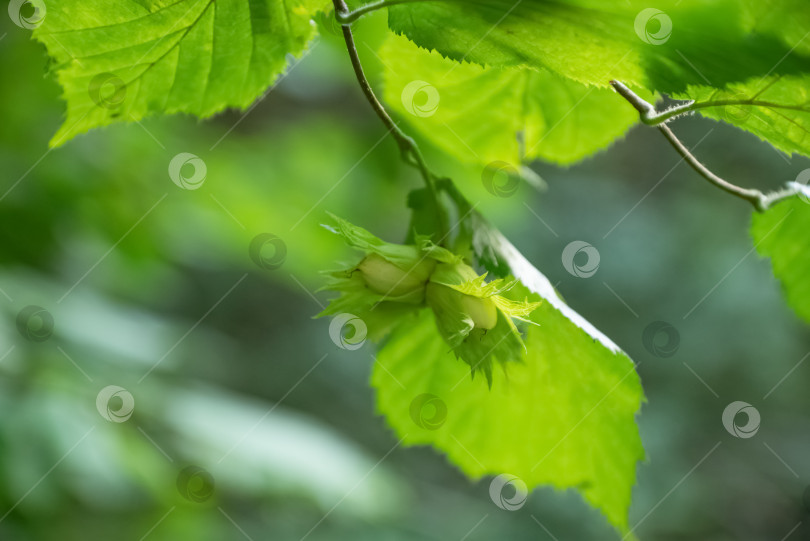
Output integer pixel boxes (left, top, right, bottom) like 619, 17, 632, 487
611, 80, 807, 212
332, 0, 447, 235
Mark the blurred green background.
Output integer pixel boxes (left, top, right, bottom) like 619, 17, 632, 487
2, 10, 810, 541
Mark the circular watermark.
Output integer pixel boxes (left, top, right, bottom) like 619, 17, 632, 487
328, 313, 367, 350
168, 153, 207, 190
489, 474, 528, 511
248, 233, 287, 270
634, 8, 672, 45
16, 305, 54, 342
642, 321, 680, 358
88, 73, 127, 110
482, 161, 520, 198
794, 168, 810, 204
409, 393, 447, 430
719, 92, 752, 124
401, 80, 440, 118
96, 385, 135, 423
722, 401, 760, 439
316, 10, 348, 37
561, 241, 600, 278
8, 0, 46, 29
177, 465, 215, 502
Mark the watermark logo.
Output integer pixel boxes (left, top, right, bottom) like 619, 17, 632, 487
249, 233, 287, 270
169, 153, 207, 190
642, 321, 680, 357
793, 168, 810, 205
635, 8, 672, 45
718, 92, 752, 124
722, 401, 760, 438
8, 0, 46, 29
88, 73, 127, 110
401, 80, 440, 118
177, 466, 215, 502
16, 305, 54, 342
329, 313, 367, 350
489, 474, 528, 511
96, 385, 135, 423
409, 393, 447, 430
316, 11, 344, 37
482, 161, 520, 198
562, 241, 600, 278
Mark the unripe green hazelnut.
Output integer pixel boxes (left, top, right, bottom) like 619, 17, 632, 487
426, 281, 498, 330
459, 291, 498, 329
357, 252, 435, 300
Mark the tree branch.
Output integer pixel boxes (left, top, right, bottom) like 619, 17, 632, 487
611, 80, 809, 212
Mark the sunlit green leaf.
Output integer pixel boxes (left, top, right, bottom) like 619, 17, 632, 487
741, 0, 810, 57
374, 300, 643, 534
676, 75, 810, 158
752, 199, 810, 323
380, 35, 645, 166
33, 0, 330, 146
387, 0, 810, 93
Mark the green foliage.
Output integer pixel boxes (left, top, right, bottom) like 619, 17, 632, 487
22, 0, 810, 537
33, 0, 330, 146
752, 199, 810, 323
380, 35, 646, 166
386, 0, 810, 93
373, 301, 643, 534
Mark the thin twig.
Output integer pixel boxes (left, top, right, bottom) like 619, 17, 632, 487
611, 80, 809, 212
332, 0, 447, 234
655, 123, 765, 206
